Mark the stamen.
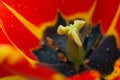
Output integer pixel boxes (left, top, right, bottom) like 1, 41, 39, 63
57, 20, 85, 47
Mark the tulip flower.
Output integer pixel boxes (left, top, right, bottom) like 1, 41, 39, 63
0, 0, 120, 80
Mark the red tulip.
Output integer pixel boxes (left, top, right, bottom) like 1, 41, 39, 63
0, 0, 120, 80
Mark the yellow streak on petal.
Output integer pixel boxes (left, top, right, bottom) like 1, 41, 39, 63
0, 19, 36, 67
0, 75, 27, 80
106, 5, 120, 48
2, 1, 57, 40
0, 44, 11, 64
60, 0, 97, 24
52, 73, 66, 80
0, 44, 22, 65
106, 5, 120, 35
